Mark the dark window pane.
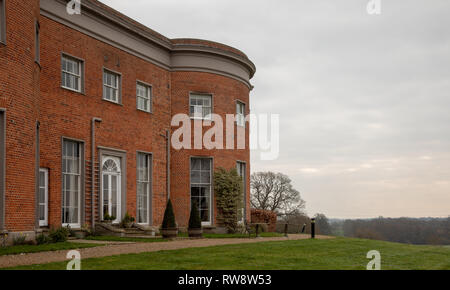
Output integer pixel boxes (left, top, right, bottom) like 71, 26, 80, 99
201, 159, 210, 170
191, 186, 200, 197
201, 209, 209, 222
191, 159, 201, 170
191, 170, 201, 184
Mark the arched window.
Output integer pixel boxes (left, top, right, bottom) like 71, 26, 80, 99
102, 157, 120, 174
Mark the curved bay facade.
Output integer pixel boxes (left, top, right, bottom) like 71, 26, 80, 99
0, 0, 255, 241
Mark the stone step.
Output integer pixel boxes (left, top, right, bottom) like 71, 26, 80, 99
95, 222, 156, 237
124, 230, 145, 234
123, 233, 156, 238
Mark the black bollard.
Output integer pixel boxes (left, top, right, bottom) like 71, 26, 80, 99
284, 223, 288, 237
256, 224, 260, 238
301, 223, 306, 234
311, 218, 316, 239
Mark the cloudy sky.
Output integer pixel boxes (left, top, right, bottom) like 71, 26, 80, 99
101, 0, 450, 219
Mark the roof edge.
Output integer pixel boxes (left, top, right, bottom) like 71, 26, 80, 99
85, 0, 256, 77
49, 0, 256, 82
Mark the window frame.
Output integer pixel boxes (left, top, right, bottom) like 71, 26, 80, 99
102, 68, 122, 104
136, 81, 152, 113
136, 152, 152, 225
39, 168, 48, 227
236, 161, 247, 224
61, 138, 85, 229
190, 157, 213, 226
189, 93, 213, 120
0, 0, 6, 45
101, 156, 122, 224
61, 53, 84, 94
236, 100, 246, 128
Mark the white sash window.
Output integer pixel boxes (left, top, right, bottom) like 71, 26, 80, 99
137, 153, 151, 224
191, 158, 212, 225
62, 140, 82, 227
103, 70, 120, 103
190, 94, 212, 120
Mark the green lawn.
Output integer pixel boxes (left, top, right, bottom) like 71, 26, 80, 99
0, 242, 100, 256
6, 237, 450, 270
85, 232, 283, 243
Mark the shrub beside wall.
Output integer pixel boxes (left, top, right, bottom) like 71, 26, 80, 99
215, 168, 243, 233
251, 209, 277, 232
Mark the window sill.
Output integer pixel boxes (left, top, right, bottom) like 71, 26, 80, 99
137, 108, 153, 114
61, 86, 85, 95
190, 117, 213, 121
103, 98, 123, 106
62, 224, 81, 230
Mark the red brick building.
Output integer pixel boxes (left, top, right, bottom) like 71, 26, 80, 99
0, 0, 255, 242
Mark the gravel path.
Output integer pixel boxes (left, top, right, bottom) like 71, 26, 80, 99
67, 239, 135, 245
0, 234, 332, 268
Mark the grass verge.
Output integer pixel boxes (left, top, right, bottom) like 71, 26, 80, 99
0, 242, 100, 257
6, 237, 450, 270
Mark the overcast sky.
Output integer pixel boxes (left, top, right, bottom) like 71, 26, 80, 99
101, 0, 450, 219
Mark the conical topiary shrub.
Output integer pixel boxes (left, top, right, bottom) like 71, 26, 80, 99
189, 201, 202, 229
161, 199, 178, 238
188, 201, 203, 238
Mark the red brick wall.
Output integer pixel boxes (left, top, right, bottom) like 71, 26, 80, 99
170, 71, 251, 227
39, 16, 171, 228
1, 3, 251, 232
0, 0, 40, 232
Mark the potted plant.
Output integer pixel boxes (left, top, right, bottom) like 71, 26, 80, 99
160, 199, 178, 239
121, 212, 135, 229
103, 214, 115, 224
188, 201, 203, 238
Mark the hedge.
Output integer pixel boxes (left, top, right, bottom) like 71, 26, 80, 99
251, 209, 277, 232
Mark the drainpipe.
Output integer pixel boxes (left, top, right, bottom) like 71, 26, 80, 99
167, 130, 171, 200
91, 118, 102, 231
160, 130, 171, 201
35, 121, 40, 230
0, 109, 5, 234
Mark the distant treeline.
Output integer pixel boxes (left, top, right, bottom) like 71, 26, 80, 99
275, 214, 450, 245
331, 217, 450, 245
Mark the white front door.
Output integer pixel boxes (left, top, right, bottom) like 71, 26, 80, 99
102, 156, 121, 224
39, 168, 48, 227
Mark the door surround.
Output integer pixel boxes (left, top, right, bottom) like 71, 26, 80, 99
98, 147, 127, 223
101, 156, 121, 223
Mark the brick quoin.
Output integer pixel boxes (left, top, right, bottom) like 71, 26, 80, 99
0, 0, 255, 237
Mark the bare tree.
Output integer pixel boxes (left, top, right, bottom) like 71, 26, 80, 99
250, 172, 305, 218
